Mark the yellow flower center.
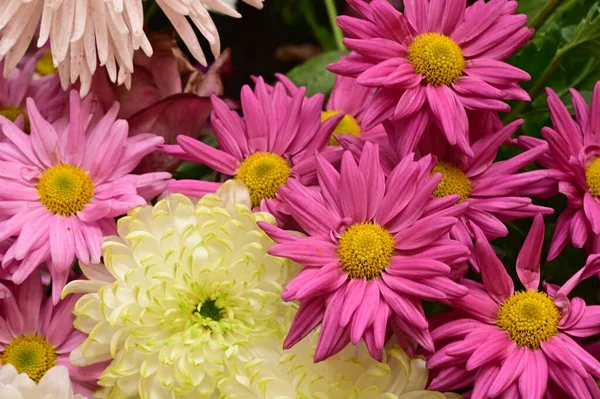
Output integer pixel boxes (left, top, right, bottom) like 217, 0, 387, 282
0, 335, 58, 383
337, 222, 395, 280
586, 158, 600, 196
235, 152, 291, 208
0, 106, 30, 133
37, 164, 94, 216
321, 110, 361, 146
407, 33, 465, 86
35, 51, 57, 76
431, 161, 472, 203
496, 290, 561, 349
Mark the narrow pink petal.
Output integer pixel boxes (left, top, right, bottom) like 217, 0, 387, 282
177, 135, 239, 175
404, 0, 427, 33
394, 216, 457, 250
466, 330, 515, 370
547, 208, 575, 261
350, 280, 379, 343
426, 84, 468, 147
370, 0, 413, 43
518, 349, 548, 399
339, 151, 368, 223
63, 91, 86, 166
516, 214, 544, 290
344, 38, 407, 63
392, 85, 426, 120
167, 180, 221, 198
26, 98, 59, 168
258, 222, 299, 244
583, 192, 600, 235
283, 298, 325, 349
382, 273, 447, 301
315, 154, 342, 215
473, 224, 513, 301
240, 83, 268, 142
268, 239, 337, 267
547, 87, 583, 149
558, 334, 600, 379
356, 58, 407, 87
465, 59, 531, 84
16, 272, 43, 334
49, 217, 75, 273
377, 279, 428, 329
541, 336, 588, 378
314, 288, 346, 362
488, 347, 528, 397
428, 0, 465, 34
385, 257, 451, 278
358, 143, 385, 220
340, 278, 367, 327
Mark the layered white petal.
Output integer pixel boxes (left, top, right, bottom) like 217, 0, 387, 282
0, 365, 85, 399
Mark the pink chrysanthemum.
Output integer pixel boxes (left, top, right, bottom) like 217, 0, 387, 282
518, 84, 600, 260
428, 215, 600, 398
160, 77, 343, 215
419, 119, 553, 270
0, 52, 66, 132
0, 91, 170, 303
329, 0, 532, 156
259, 143, 470, 361
0, 271, 106, 397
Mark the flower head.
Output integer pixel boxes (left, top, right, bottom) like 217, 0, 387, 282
329, 0, 532, 156
0, 52, 67, 133
0, 272, 103, 397
161, 77, 343, 216
62, 181, 298, 398
419, 119, 553, 270
0, 91, 170, 303
517, 83, 600, 260
260, 143, 470, 361
220, 311, 461, 399
0, 364, 86, 399
0, 0, 262, 96
428, 215, 600, 398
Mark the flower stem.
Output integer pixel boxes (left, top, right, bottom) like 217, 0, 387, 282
324, 0, 345, 52
528, 0, 562, 31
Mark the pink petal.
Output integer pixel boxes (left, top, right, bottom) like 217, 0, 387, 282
516, 214, 544, 290
473, 224, 513, 301
339, 151, 368, 222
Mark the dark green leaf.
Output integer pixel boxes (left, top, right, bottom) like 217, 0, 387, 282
286, 50, 345, 96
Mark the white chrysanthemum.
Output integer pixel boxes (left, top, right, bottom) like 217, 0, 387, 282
219, 315, 462, 399
0, 365, 86, 399
62, 181, 296, 398
0, 0, 263, 96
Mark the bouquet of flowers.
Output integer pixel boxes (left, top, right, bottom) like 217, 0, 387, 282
0, 0, 599, 397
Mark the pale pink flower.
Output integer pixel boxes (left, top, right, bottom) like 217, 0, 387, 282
0, 91, 170, 303
0, 271, 107, 397
428, 215, 600, 398
260, 143, 470, 361
517, 83, 600, 260
329, 0, 532, 156
0, 0, 262, 96
0, 52, 67, 132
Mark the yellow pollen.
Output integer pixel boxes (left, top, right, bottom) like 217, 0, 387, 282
0, 106, 30, 133
337, 222, 395, 280
586, 158, 600, 196
431, 161, 472, 203
35, 51, 57, 76
0, 335, 58, 383
321, 110, 361, 146
407, 33, 465, 86
235, 152, 291, 208
496, 290, 561, 349
37, 164, 94, 216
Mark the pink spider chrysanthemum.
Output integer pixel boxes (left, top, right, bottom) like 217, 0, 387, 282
328, 0, 532, 156
160, 77, 343, 215
259, 143, 470, 362
419, 119, 553, 270
0, 52, 67, 132
517, 83, 600, 260
0, 91, 170, 303
428, 214, 600, 398
0, 271, 107, 398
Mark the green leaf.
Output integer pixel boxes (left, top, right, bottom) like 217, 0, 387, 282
561, 3, 600, 55
286, 50, 345, 96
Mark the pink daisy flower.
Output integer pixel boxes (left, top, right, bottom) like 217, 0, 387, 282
0, 51, 67, 133
160, 77, 343, 213
428, 214, 600, 398
259, 143, 470, 361
0, 91, 170, 303
328, 0, 532, 156
419, 119, 553, 270
517, 84, 600, 260
0, 271, 106, 397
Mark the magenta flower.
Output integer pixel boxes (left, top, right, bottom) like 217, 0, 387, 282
329, 0, 532, 156
160, 77, 343, 213
0, 271, 106, 397
0, 91, 170, 303
428, 215, 600, 398
0, 52, 67, 132
419, 119, 553, 270
517, 84, 600, 260
259, 143, 470, 361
